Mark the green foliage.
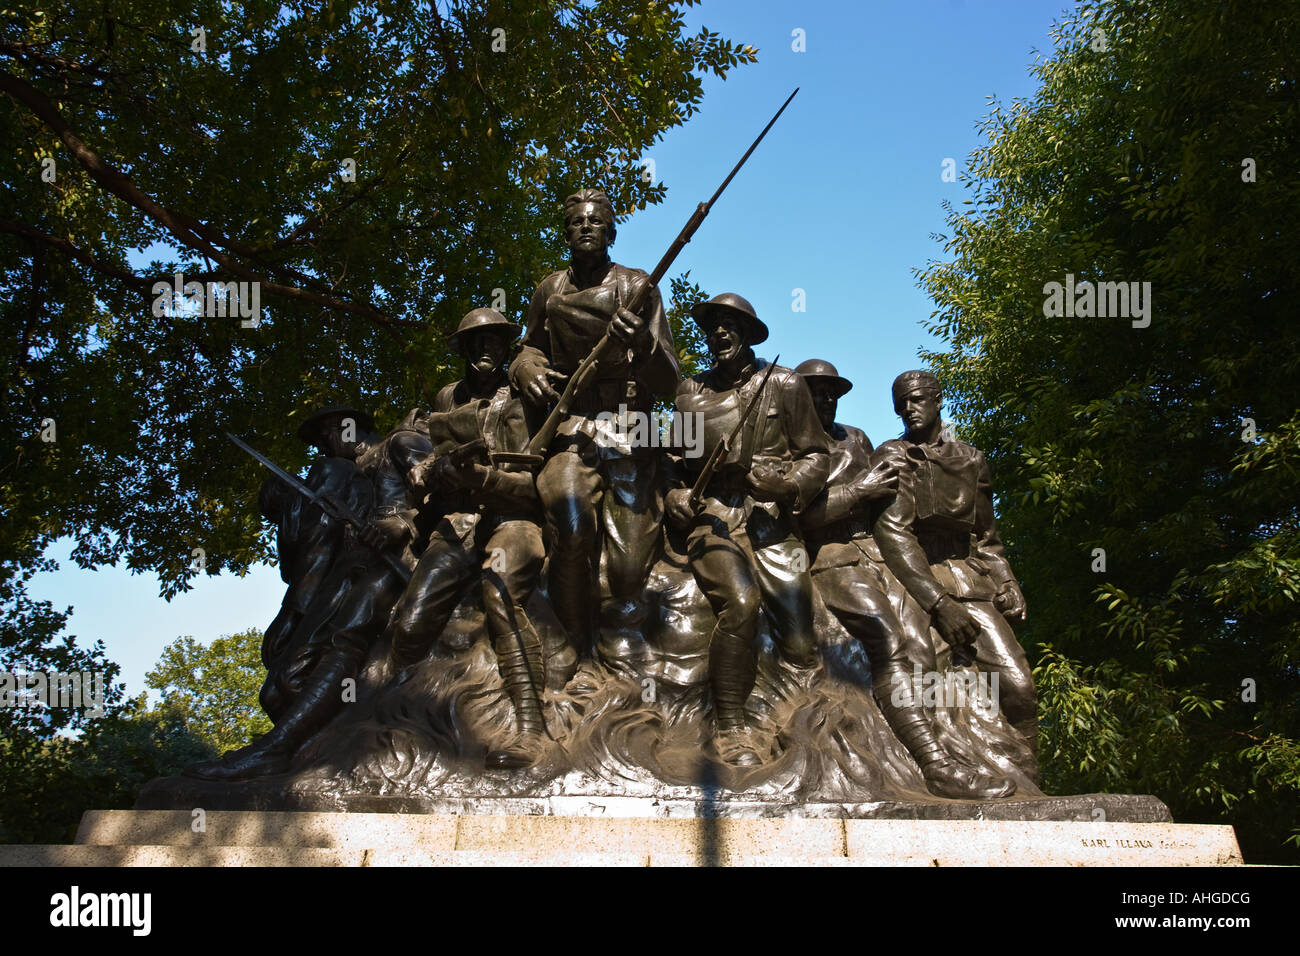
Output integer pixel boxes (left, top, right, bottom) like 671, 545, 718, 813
0, 563, 125, 741
667, 271, 710, 379
146, 628, 272, 753
917, 0, 1300, 861
0, 626, 267, 842
0, 694, 216, 844
2, 0, 756, 599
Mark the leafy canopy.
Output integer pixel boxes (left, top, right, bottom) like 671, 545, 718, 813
1, 0, 756, 598
917, 0, 1299, 862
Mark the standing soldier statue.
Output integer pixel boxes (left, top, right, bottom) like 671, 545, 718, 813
188, 410, 433, 780
510, 189, 680, 661
872, 370, 1039, 781
388, 308, 552, 769
257, 406, 375, 722
796, 360, 1016, 797
666, 294, 829, 766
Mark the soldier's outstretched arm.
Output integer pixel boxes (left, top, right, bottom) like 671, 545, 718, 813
775, 372, 830, 512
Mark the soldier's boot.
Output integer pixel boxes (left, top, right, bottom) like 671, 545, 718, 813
485, 630, 548, 770
184, 650, 354, 781
710, 632, 763, 768
877, 691, 1016, 800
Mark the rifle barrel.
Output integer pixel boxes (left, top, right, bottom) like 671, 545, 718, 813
528, 89, 799, 458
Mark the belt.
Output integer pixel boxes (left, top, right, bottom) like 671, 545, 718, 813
918, 528, 971, 563
566, 379, 653, 416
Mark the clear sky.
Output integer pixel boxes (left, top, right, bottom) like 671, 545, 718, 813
27, 0, 1076, 700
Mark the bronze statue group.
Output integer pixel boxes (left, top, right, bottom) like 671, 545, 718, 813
188, 189, 1039, 801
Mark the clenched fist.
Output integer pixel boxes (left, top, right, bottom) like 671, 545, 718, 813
746, 464, 798, 506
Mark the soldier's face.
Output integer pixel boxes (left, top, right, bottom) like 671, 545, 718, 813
897, 388, 941, 434
706, 314, 746, 364
320, 422, 358, 459
807, 381, 839, 432
565, 202, 612, 255
464, 329, 508, 373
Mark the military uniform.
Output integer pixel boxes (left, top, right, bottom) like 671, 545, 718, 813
187, 412, 432, 780
257, 406, 375, 721
510, 260, 679, 655
388, 376, 549, 761
872, 433, 1038, 759
674, 358, 829, 733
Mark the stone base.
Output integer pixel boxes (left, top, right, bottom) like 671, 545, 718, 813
0, 803, 1243, 867
136, 780, 1173, 823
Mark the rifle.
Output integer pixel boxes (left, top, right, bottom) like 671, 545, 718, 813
687, 355, 782, 512
227, 432, 412, 583
528, 88, 800, 457
431, 437, 543, 472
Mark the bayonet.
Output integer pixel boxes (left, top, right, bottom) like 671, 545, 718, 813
528, 88, 800, 457
227, 432, 411, 583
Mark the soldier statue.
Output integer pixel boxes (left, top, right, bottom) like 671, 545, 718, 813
796, 360, 1016, 797
510, 189, 680, 662
388, 308, 552, 769
872, 370, 1039, 780
187, 409, 433, 780
666, 294, 829, 766
257, 405, 375, 722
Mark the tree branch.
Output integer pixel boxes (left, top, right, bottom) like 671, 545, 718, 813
0, 67, 413, 331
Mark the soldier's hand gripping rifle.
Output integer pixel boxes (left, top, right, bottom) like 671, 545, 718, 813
527, 88, 800, 457
227, 432, 412, 583
410, 437, 543, 494
687, 355, 781, 513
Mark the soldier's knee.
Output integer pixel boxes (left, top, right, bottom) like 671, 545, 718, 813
718, 583, 761, 634
546, 495, 597, 547
999, 676, 1037, 727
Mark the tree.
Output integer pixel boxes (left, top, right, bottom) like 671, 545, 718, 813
917, 0, 1299, 861
146, 628, 272, 754
2, 0, 756, 599
0, 695, 218, 843
667, 272, 710, 380
1, 626, 267, 843
1, 1, 756, 771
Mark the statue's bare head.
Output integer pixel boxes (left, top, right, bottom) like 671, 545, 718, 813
563, 188, 616, 256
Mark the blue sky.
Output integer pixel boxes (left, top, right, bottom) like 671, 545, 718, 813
28, 0, 1077, 700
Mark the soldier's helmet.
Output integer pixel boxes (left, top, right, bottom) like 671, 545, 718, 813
795, 358, 853, 397
449, 308, 521, 355
691, 292, 770, 346
296, 405, 375, 444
